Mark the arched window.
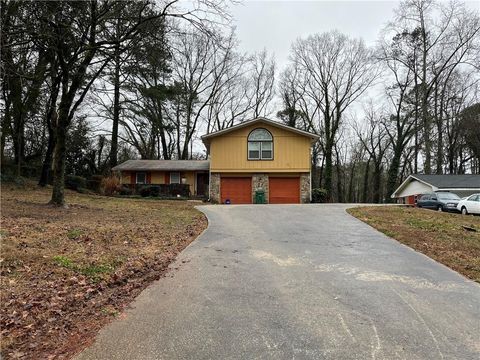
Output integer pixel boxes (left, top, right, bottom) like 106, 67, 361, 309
248, 128, 273, 160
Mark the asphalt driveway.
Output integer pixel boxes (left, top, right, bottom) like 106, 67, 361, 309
76, 204, 480, 360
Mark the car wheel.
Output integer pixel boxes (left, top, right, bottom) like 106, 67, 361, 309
461, 207, 468, 215
437, 205, 443, 212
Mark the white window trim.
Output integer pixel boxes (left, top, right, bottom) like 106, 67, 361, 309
170, 172, 180, 184
247, 128, 273, 160
248, 141, 273, 160
136, 172, 146, 184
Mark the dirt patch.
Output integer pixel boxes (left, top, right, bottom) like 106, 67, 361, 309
347, 206, 480, 283
0, 182, 207, 359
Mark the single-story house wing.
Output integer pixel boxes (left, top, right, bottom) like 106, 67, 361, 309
112, 159, 210, 197
391, 174, 480, 204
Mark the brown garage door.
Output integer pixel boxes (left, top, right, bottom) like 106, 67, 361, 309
221, 177, 252, 204
269, 177, 300, 204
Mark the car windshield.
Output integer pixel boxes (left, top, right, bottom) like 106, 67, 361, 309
437, 193, 460, 200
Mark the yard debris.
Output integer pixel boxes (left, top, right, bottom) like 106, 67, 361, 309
462, 225, 477, 232
1, 184, 207, 359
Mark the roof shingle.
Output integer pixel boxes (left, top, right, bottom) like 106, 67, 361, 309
112, 160, 210, 172
413, 174, 480, 188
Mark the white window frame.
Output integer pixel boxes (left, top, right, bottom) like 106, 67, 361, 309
247, 128, 273, 160
136, 172, 146, 184
170, 172, 180, 184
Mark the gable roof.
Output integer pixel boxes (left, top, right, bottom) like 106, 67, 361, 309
112, 160, 210, 172
391, 174, 480, 198
201, 117, 320, 144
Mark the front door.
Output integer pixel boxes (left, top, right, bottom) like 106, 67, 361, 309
196, 173, 209, 197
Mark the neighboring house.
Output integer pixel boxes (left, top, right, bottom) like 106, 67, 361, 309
391, 174, 480, 204
113, 117, 320, 203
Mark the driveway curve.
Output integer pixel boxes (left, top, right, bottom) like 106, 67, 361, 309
77, 204, 480, 360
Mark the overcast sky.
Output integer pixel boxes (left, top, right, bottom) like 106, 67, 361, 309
231, 1, 399, 70
230, 0, 479, 71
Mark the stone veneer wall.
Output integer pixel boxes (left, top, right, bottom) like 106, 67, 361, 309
252, 173, 269, 203
300, 173, 311, 203
209, 173, 220, 203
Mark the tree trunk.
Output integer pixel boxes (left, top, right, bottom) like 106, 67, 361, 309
386, 141, 403, 202
109, 34, 121, 169
335, 149, 343, 203
348, 161, 356, 202
372, 162, 382, 203
362, 158, 370, 203
50, 111, 68, 206
38, 126, 55, 186
323, 137, 334, 200
436, 118, 443, 174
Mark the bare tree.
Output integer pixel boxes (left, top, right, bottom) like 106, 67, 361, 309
249, 49, 275, 118
392, 0, 480, 173
167, 29, 238, 159
287, 30, 379, 199
353, 105, 390, 203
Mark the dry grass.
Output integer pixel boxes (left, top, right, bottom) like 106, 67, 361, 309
347, 206, 480, 283
0, 181, 207, 359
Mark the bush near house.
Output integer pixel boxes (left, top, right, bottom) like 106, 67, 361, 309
100, 175, 120, 196
134, 184, 190, 198
65, 175, 87, 191
311, 188, 329, 203
86, 175, 104, 192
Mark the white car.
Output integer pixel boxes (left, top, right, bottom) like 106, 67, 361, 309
456, 193, 480, 215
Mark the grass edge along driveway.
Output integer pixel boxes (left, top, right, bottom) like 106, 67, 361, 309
347, 206, 480, 283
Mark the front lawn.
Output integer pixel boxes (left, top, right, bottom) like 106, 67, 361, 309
0, 182, 207, 359
347, 206, 480, 283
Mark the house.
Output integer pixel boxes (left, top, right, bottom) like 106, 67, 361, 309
113, 117, 320, 203
391, 174, 480, 204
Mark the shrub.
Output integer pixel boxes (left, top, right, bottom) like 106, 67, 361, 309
101, 175, 120, 196
87, 175, 103, 192
119, 186, 133, 196
65, 175, 87, 191
139, 185, 152, 197
311, 188, 328, 203
150, 186, 160, 197
0, 172, 26, 185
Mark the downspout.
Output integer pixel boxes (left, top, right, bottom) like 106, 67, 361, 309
208, 164, 212, 202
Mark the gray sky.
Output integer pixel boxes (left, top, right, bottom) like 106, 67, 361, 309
231, 0, 400, 70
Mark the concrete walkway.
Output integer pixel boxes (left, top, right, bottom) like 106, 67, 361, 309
76, 204, 480, 359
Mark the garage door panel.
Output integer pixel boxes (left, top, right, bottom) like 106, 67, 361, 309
221, 177, 252, 204
269, 177, 300, 204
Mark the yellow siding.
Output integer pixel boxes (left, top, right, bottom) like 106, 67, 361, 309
209, 123, 311, 172
151, 171, 165, 184
183, 171, 196, 195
